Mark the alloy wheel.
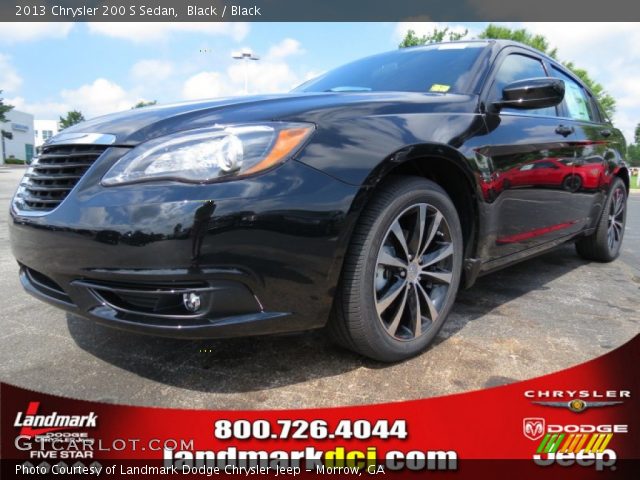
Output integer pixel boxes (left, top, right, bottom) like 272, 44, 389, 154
607, 187, 625, 252
373, 203, 454, 341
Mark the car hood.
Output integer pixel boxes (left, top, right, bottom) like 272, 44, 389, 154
56, 92, 477, 146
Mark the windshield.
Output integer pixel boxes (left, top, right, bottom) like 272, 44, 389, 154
294, 42, 488, 94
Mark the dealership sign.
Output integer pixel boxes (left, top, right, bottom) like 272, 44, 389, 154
1, 335, 637, 478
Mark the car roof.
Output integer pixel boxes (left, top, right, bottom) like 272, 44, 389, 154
405, 39, 591, 96
405, 39, 554, 62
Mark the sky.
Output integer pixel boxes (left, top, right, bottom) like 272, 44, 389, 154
0, 22, 638, 143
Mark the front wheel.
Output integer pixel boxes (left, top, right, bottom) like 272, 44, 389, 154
329, 176, 463, 362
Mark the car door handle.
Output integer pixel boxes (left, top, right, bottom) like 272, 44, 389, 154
600, 129, 612, 137
555, 125, 575, 137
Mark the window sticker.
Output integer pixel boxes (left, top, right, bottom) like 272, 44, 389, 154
429, 84, 451, 92
564, 82, 590, 121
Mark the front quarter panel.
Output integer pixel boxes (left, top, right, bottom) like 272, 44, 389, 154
296, 110, 485, 187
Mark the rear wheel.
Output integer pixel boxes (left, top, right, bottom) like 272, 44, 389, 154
575, 177, 627, 262
329, 176, 463, 362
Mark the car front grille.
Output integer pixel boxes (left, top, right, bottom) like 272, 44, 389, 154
19, 144, 109, 212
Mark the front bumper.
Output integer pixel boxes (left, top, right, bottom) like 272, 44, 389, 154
18, 266, 295, 338
10, 148, 359, 338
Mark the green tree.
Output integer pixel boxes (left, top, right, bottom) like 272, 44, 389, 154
627, 145, 640, 167
398, 27, 468, 48
398, 24, 616, 118
0, 90, 14, 123
59, 110, 85, 130
627, 122, 640, 167
132, 100, 157, 109
477, 25, 558, 59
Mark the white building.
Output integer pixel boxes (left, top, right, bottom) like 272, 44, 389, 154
0, 109, 35, 164
34, 119, 59, 149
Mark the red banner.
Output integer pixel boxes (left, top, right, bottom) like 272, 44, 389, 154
2, 335, 638, 478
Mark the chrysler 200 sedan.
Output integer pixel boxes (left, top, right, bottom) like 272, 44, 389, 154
10, 40, 629, 361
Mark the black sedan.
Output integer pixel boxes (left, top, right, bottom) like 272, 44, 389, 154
10, 40, 629, 361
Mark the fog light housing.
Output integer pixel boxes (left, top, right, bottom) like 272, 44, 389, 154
183, 292, 202, 312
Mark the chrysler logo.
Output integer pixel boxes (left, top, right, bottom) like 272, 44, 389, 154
532, 400, 623, 413
523, 417, 545, 441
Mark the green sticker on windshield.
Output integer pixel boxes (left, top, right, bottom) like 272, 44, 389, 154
430, 84, 450, 92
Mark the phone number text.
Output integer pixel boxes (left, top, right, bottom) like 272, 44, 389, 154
214, 419, 408, 440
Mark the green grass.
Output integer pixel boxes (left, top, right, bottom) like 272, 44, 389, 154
631, 175, 640, 190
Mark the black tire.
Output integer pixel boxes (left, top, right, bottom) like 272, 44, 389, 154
329, 176, 463, 362
575, 177, 627, 262
562, 174, 582, 193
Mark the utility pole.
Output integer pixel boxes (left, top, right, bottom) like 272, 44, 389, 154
231, 49, 260, 94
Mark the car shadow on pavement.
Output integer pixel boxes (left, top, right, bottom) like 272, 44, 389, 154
434, 243, 589, 347
66, 243, 588, 394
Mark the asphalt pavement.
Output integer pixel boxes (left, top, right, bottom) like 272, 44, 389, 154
1, 165, 638, 409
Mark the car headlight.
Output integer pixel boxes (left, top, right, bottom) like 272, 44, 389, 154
101, 122, 314, 186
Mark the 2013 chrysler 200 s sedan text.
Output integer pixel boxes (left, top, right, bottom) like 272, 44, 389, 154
10, 40, 629, 361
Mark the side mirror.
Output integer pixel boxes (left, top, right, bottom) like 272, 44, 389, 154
491, 77, 565, 112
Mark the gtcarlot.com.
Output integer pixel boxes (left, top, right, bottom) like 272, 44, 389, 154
14, 433, 193, 456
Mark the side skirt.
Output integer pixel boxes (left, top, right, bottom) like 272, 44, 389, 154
474, 230, 593, 281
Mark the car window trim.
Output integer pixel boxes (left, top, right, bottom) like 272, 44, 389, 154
500, 110, 609, 128
540, 58, 570, 119
499, 111, 563, 120
586, 91, 606, 124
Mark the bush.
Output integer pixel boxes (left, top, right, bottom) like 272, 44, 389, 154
4, 158, 25, 165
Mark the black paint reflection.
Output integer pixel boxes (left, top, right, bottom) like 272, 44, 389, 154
191, 200, 216, 266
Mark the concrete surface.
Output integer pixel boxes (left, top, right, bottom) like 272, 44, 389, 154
0, 165, 638, 409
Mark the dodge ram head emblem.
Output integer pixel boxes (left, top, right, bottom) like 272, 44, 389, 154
523, 418, 546, 441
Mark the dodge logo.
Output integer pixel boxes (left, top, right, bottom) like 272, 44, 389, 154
523, 418, 545, 441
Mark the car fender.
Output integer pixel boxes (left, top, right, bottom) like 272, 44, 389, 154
324, 141, 483, 293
